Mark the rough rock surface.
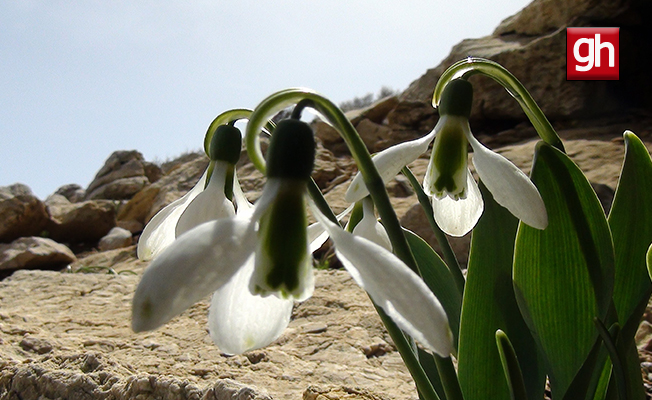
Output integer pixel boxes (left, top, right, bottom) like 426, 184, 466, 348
86, 151, 162, 201
0, 237, 75, 273
0, 184, 49, 243
0, 269, 417, 400
400, 0, 652, 125
45, 194, 117, 245
117, 154, 208, 226
54, 184, 86, 203
98, 227, 133, 252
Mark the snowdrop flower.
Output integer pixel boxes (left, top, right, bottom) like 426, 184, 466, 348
136, 168, 208, 261
132, 118, 453, 357
348, 197, 392, 252
136, 124, 243, 261
346, 79, 547, 237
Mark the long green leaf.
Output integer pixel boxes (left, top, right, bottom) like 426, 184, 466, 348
608, 131, 652, 340
458, 182, 544, 400
496, 330, 529, 400
513, 142, 614, 398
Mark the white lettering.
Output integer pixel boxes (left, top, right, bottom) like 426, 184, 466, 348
574, 38, 594, 71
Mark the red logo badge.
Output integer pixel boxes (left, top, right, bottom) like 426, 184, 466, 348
567, 27, 619, 80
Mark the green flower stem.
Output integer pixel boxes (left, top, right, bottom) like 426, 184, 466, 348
307, 177, 340, 226
375, 304, 441, 400
246, 88, 439, 400
434, 354, 465, 400
433, 57, 565, 153
245, 88, 418, 273
401, 166, 465, 294
204, 108, 276, 156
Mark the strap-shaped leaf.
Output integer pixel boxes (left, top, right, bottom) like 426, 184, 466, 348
458, 182, 544, 400
404, 229, 462, 346
513, 142, 614, 398
496, 330, 528, 400
608, 132, 652, 339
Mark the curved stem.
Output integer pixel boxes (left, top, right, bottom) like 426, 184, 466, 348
246, 88, 418, 274
204, 108, 276, 156
433, 57, 565, 153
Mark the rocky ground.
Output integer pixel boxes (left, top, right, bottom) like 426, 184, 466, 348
2, 0, 652, 398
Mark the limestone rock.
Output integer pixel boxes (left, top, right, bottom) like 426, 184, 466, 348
0, 237, 75, 272
86, 151, 162, 200
0, 184, 49, 243
0, 269, 419, 400
54, 183, 86, 203
354, 119, 393, 153
346, 95, 400, 126
45, 194, 116, 244
98, 227, 133, 252
400, 0, 651, 132
118, 154, 208, 225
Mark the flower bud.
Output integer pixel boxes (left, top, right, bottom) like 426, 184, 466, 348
209, 125, 242, 165
438, 79, 473, 118
266, 119, 315, 180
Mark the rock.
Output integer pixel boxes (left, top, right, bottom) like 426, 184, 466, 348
312, 145, 353, 192
0, 269, 419, 400
54, 183, 86, 203
0, 237, 75, 273
355, 119, 393, 153
118, 154, 208, 225
98, 227, 133, 252
399, 0, 652, 136
346, 95, 400, 126
86, 151, 162, 200
0, 184, 49, 244
45, 194, 116, 244
71, 245, 147, 274
313, 121, 347, 156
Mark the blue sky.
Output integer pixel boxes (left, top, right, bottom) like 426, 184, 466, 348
0, 1, 531, 199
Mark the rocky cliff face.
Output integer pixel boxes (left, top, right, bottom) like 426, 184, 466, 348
2, 0, 652, 398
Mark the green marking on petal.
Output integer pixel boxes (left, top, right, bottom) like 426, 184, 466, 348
257, 181, 310, 297
426, 116, 468, 198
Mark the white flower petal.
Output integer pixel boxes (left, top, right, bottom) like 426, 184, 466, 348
351, 198, 392, 251
132, 217, 256, 332
466, 133, 548, 229
137, 167, 209, 261
422, 116, 468, 199
345, 129, 436, 203
431, 169, 484, 237
307, 204, 354, 253
249, 179, 314, 301
208, 258, 293, 355
176, 161, 236, 236
233, 170, 255, 217
311, 205, 453, 356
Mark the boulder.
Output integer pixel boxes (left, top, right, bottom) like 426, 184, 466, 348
86, 151, 162, 200
45, 194, 116, 244
54, 183, 86, 203
118, 154, 209, 225
0, 237, 75, 273
398, 0, 651, 136
98, 227, 133, 252
0, 184, 49, 243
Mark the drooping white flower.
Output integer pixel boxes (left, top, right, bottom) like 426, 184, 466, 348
132, 118, 453, 357
136, 167, 209, 261
345, 79, 547, 237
